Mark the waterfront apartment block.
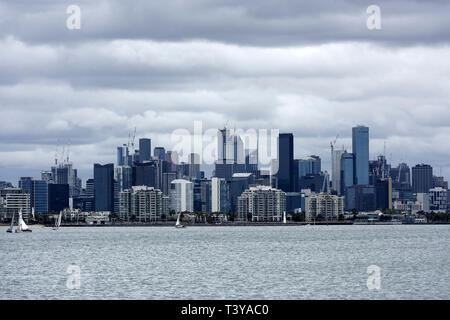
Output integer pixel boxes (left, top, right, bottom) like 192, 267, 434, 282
0, 187, 31, 222
119, 186, 169, 222
305, 193, 344, 222
237, 185, 286, 222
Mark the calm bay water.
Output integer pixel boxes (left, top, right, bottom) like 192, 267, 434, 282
0, 225, 449, 300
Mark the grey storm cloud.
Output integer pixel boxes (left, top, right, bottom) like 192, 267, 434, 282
0, 0, 449, 184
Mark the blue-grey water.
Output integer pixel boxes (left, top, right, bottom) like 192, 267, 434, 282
0, 225, 449, 299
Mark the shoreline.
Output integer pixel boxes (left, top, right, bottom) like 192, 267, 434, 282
2, 222, 449, 227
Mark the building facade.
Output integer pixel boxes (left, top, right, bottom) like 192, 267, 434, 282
352, 126, 369, 185
237, 185, 286, 222
170, 179, 194, 213
305, 193, 344, 222
0, 188, 31, 222
119, 186, 168, 222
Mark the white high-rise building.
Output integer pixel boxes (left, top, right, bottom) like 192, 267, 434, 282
217, 128, 244, 165
211, 177, 229, 213
416, 193, 430, 212
170, 179, 194, 213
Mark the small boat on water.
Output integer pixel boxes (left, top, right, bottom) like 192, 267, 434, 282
53, 211, 62, 230
15, 209, 32, 233
283, 211, 287, 224
6, 212, 15, 233
175, 213, 185, 229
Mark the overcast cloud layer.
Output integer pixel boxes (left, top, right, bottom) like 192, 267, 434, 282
1, 0, 449, 184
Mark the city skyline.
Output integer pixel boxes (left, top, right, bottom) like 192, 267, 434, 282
0, 123, 449, 186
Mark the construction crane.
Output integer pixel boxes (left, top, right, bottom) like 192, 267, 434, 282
127, 127, 137, 151
54, 141, 59, 165
65, 139, 71, 164
131, 127, 136, 151
330, 134, 340, 153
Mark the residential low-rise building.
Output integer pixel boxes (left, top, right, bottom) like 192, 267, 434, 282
305, 193, 344, 222
0, 187, 31, 222
237, 185, 286, 222
119, 186, 168, 222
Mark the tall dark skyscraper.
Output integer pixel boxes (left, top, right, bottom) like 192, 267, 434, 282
132, 161, 159, 189
94, 163, 115, 212
48, 183, 69, 212
278, 133, 294, 192
139, 138, 151, 162
352, 126, 369, 185
412, 164, 433, 193
340, 152, 354, 192
154, 147, 165, 161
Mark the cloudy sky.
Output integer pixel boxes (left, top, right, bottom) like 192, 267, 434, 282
1, 0, 450, 185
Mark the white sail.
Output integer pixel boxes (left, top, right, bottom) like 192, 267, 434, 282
176, 214, 181, 226
18, 209, 30, 231
31, 207, 35, 220
53, 211, 62, 230
58, 211, 62, 227
283, 211, 287, 224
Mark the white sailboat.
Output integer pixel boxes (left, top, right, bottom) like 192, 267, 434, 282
283, 211, 287, 224
31, 207, 35, 221
16, 209, 32, 233
175, 213, 185, 228
53, 211, 62, 230
6, 212, 14, 233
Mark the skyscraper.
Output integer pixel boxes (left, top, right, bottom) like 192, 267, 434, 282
188, 153, 200, 179
412, 164, 433, 193
170, 179, 194, 213
277, 133, 294, 192
352, 126, 369, 185
48, 184, 69, 212
139, 138, 151, 162
132, 161, 160, 189
211, 177, 230, 213
94, 163, 115, 212
154, 147, 165, 161
18, 177, 48, 214
340, 152, 354, 193
297, 155, 321, 178
332, 149, 346, 195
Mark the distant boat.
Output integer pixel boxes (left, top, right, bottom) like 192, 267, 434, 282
283, 211, 287, 224
53, 211, 62, 230
175, 213, 185, 229
31, 207, 35, 221
16, 209, 32, 233
6, 212, 15, 233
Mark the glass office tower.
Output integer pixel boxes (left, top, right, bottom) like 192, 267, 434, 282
277, 133, 294, 192
352, 126, 369, 185
94, 163, 115, 212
